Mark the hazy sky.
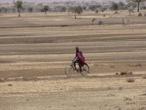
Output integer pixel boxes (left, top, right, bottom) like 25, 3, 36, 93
0, 0, 125, 3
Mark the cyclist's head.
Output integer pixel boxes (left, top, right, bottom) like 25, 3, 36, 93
76, 47, 79, 52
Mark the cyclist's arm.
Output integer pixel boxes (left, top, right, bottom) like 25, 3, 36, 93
73, 56, 77, 62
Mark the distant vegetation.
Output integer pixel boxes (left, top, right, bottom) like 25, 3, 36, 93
15, 0, 23, 17
127, 0, 146, 12
68, 6, 83, 19
42, 5, 50, 14
0, 0, 146, 17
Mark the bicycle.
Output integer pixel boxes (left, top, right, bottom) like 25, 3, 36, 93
65, 60, 90, 78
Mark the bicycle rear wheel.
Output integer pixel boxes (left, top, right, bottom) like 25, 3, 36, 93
81, 63, 90, 76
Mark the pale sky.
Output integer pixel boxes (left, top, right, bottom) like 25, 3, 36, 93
0, 0, 126, 3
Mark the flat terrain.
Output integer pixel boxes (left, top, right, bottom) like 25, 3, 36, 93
0, 11, 146, 110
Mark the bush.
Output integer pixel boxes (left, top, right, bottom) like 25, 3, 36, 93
142, 75, 146, 79
91, 18, 96, 24
98, 20, 103, 25
8, 84, 13, 86
120, 71, 133, 76
114, 11, 119, 14
127, 78, 135, 83
95, 9, 99, 13
111, 2, 119, 11
138, 13, 143, 16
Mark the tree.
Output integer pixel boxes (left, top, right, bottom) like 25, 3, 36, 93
110, 2, 119, 11
118, 2, 126, 10
72, 6, 83, 19
54, 6, 66, 12
127, 0, 146, 12
89, 5, 99, 11
28, 7, 33, 13
42, 5, 50, 14
0, 7, 8, 13
101, 7, 107, 13
15, 0, 23, 17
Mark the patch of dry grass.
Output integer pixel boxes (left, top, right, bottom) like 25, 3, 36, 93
116, 72, 133, 76
126, 78, 135, 83
142, 75, 146, 79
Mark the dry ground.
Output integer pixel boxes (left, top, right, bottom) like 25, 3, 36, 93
0, 11, 146, 110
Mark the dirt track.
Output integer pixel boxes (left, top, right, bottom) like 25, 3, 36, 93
0, 12, 146, 110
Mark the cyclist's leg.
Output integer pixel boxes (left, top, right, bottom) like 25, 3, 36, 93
78, 61, 83, 73
79, 64, 82, 72
73, 60, 78, 70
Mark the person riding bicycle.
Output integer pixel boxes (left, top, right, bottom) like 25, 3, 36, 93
73, 47, 85, 72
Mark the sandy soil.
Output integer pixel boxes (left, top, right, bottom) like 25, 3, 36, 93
0, 11, 146, 110
0, 76, 146, 110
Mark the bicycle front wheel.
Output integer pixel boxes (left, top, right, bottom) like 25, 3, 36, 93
65, 66, 74, 78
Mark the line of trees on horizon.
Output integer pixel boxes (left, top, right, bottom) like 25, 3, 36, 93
0, 0, 146, 17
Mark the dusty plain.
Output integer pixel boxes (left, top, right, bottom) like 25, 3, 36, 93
0, 11, 146, 110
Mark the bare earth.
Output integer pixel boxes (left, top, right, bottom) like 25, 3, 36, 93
0, 12, 146, 110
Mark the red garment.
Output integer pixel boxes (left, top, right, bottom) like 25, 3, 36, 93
76, 51, 85, 65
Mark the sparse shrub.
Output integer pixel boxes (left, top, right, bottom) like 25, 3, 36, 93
103, 14, 106, 17
124, 97, 133, 103
101, 7, 107, 13
114, 11, 119, 14
61, 25, 68, 27
142, 93, 146, 96
95, 9, 99, 13
91, 18, 96, 24
121, 72, 127, 75
107, 87, 112, 90
129, 63, 142, 67
138, 107, 145, 110
142, 75, 146, 79
115, 72, 133, 76
127, 78, 135, 83
98, 20, 103, 25
8, 84, 13, 86
118, 87, 123, 90
138, 12, 143, 16
120, 71, 133, 76
135, 63, 142, 67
